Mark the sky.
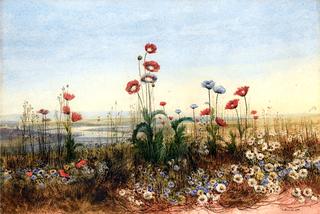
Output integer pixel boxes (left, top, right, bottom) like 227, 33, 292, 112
1, 0, 320, 117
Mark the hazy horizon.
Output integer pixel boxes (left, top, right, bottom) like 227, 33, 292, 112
1, 0, 320, 116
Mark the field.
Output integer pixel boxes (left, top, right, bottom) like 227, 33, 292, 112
1, 43, 320, 214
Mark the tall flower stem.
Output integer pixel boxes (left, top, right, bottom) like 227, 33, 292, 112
235, 108, 242, 139
215, 94, 219, 118
193, 109, 197, 138
244, 96, 248, 132
138, 60, 145, 105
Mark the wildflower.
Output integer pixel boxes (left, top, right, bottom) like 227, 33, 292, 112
255, 171, 264, 181
213, 85, 226, 94
245, 150, 255, 160
247, 137, 255, 145
254, 185, 265, 193
137, 55, 143, 60
135, 200, 144, 206
201, 80, 215, 90
233, 174, 243, 184
30, 175, 37, 181
37, 109, 49, 115
298, 196, 305, 203
168, 181, 175, 188
292, 188, 301, 197
62, 106, 70, 114
253, 115, 259, 120
63, 92, 75, 101
136, 132, 147, 141
58, 169, 70, 178
261, 142, 268, 151
128, 196, 135, 202
256, 153, 264, 160
173, 165, 180, 171
143, 61, 160, 72
178, 195, 186, 205
251, 110, 257, 115
248, 178, 257, 187
230, 165, 238, 174
143, 191, 154, 200
303, 188, 313, 197
160, 101, 167, 106
288, 170, 299, 180
298, 169, 308, 178
234, 86, 249, 97
269, 172, 278, 181
197, 194, 208, 205
125, 80, 141, 94
190, 104, 198, 109
71, 112, 82, 122
145, 43, 157, 54
311, 196, 318, 201
225, 99, 239, 110
200, 108, 211, 116
26, 171, 33, 177
215, 183, 227, 193
215, 117, 227, 127
119, 189, 126, 196
75, 159, 87, 169
175, 109, 182, 114
264, 163, 274, 172
169, 116, 174, 120
141, 73, 158, 83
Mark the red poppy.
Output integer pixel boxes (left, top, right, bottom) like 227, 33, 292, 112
58, 169, 70, 178
234, 86, 249, 97
26, 171, 33, 177
225, 99, 240, 110
145, 43, 157, 54
169, 116, 174, 120
75, 159, 87, 169
215, 117, 227, 127
125, 80, 141, 94
143, 61, 160, 72
160, 101, 167, 106
253, 115, 259, 120
63, 105, 70, 114
251, 110, 257, 115
71, 112, 82, 122
196, 119, 200, 123
200, 108, 211, 116
63, 92, 75, 101
37, 109, 49, 115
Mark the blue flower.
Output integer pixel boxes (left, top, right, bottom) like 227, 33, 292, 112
190, 104, 198, 109
191, 189, 197, 196
213, 85, 226, 94
201, 80, 215, 90
175, 109, 181, 114
30, 175, 37, 181
168, 181, 175, 188
258, 161, 265, 166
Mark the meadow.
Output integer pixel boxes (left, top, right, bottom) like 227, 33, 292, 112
1, 43, 320, 214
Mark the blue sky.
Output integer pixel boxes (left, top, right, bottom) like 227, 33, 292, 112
1, 0, 320, 116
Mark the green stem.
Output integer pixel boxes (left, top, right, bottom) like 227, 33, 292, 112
235, 108, 242, 139
244, 96, 248, 131
215, 94, 219, 119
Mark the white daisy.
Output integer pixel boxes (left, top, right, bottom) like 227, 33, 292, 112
245, 150, 255, 160
298, 169, 308, 178
143, 191, 154, 200
288, 170, 299, 180
197, 194, 208, 205
291, 188, 301, 197
233, 174, 243, 184
248, 178, 257, 187
264, 163, 274, 172
302, 188, 313, 197
298, 196, 305, 203
119, 189, 126, 196
215, 183, 227, 193
311, 196, 318, 201
256, 153, 265, 160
